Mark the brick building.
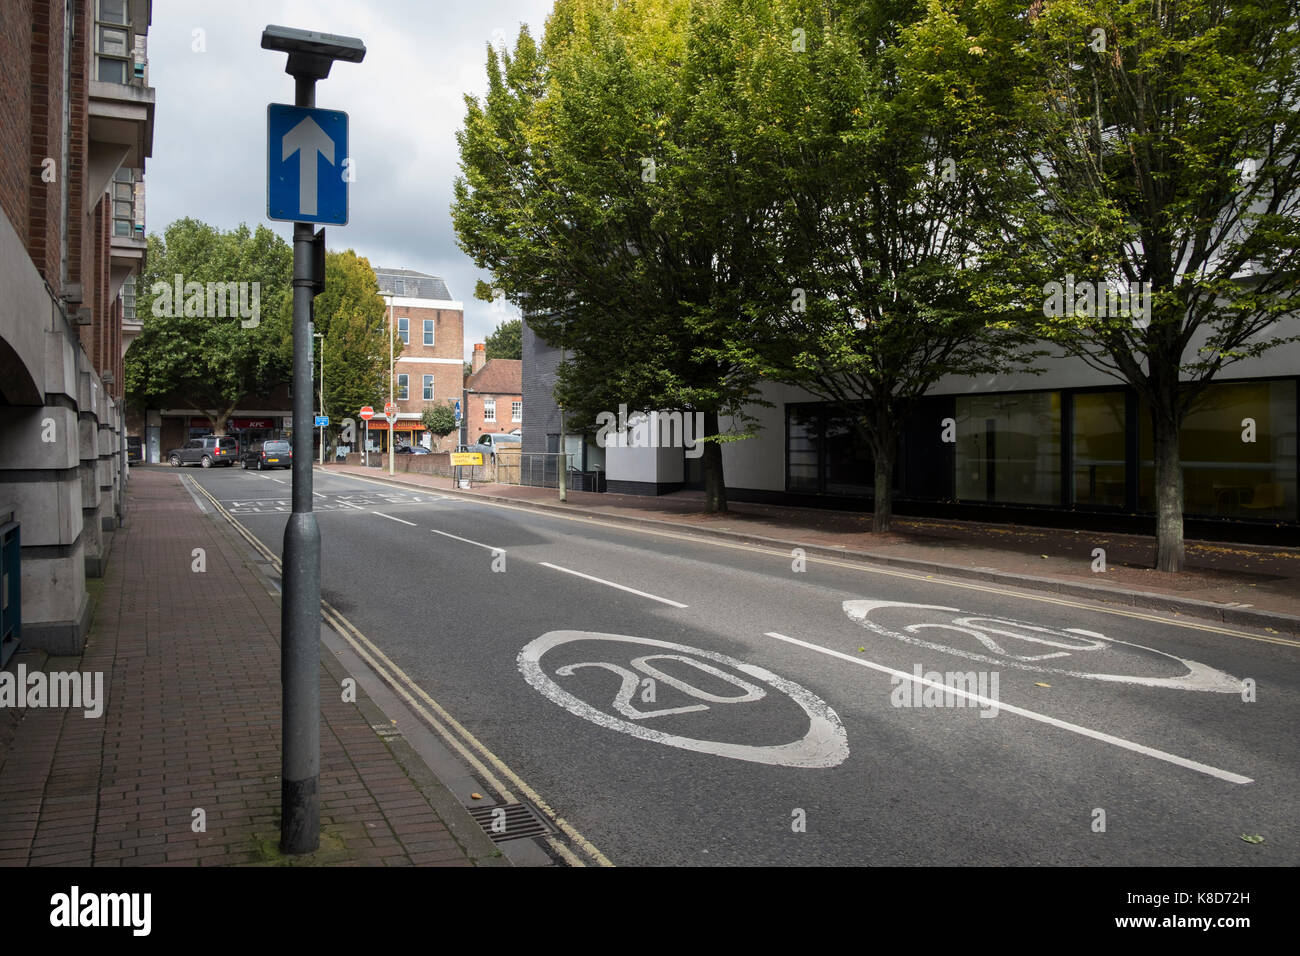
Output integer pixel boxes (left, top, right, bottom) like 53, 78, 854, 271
372, 268, 464, 452
463, 345, 522, 445
0, 0, 155, 656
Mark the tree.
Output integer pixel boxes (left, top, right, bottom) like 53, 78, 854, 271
710, 0, 1036, 532
452, 1, 766, 513
421, 402, 458, 443
125, 218, 291, 434
289, 249, 397, 434
484, 316, 523, 360
912, 0, 1300, 570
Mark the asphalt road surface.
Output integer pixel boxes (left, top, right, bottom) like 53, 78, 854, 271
182, 465, 1300, 866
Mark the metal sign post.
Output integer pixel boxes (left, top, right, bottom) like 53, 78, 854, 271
262, 23, 365, 856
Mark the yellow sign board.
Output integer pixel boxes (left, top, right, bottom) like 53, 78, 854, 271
450, 452, 483, 466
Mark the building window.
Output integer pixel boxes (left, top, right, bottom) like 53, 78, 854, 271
393, 278, 404, 295
397, 374, 409, 401
484, 398, 496, 422
96, 0, 131, 83
511, 401, 522, 422
423, 375, 434, 401
111, 168, 142, 238
784, 403, 875, 496
398, 317, 408, 345
1139, 379, 1296, 519
954, 391, 1062, 506
121, 275, 136, 319
1071, 390, 1127, 508
423, 319, 434, 346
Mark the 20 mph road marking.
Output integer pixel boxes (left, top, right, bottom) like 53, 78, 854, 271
538, 563, 688, 609
762, 631, 1252, 785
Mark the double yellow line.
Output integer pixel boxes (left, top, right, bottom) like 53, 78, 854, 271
185, 476, 613, 868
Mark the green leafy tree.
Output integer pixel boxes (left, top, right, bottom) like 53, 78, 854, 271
125, 218, 291, 434
484, 316, 523, 360
453, 1, 765, 513
421, 401, 459, 442
911, 0, 1300, 570
291, 250, 398, 435
709, 0, 1036, 532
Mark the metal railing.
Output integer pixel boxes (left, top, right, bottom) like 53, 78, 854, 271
515, 453, 573, 489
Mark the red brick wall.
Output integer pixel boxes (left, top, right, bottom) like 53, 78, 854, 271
67, 0, 90, 295
389, 305, 465, 429
0, 0, 69, 290
464, 391, 522, 444
0, 0, 35, 241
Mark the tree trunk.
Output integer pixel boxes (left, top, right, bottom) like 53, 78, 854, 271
1151, 406, 1185, 572
701, 408, 727, 514
871, 415, 898, 534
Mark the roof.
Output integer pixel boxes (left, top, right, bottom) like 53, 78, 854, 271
373, 267, 452, 301
466, 359, 522, 395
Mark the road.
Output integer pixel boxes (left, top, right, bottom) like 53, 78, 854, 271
181, 464, 1300, 866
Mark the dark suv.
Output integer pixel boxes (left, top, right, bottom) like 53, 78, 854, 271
241, 439, 292, 471
167, 436, 238, 468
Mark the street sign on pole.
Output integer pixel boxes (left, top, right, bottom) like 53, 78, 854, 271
314, 415, 329, 427
359, 405, 374, 421
262, 22, 365, 858
267, 104, 350, 224
453, 399, 461, 422
384, 401, 397, 425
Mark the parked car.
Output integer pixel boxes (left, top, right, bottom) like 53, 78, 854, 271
167, 436, 239, 468
468, 433, 521, 460
240, 439, 292, 470
395, 445, 431, 455
126, 436, 143, 462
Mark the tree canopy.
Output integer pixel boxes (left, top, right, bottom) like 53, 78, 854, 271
125, 218, 291, 434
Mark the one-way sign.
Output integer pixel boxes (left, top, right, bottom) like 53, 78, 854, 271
267, 103, 349, 224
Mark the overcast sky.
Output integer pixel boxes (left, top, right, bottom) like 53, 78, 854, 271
147, 0, 556, 360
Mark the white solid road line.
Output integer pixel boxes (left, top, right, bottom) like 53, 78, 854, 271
373, 511, 417, 526
763, 631, 1254, 786
539, 562, 689, 609
430, 528, 504, 552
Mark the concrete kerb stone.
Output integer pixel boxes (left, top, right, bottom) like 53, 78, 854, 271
315, 641, 509, 868
318, 467, 1300, 638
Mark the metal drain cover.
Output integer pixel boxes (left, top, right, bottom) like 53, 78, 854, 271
467, 802, 553, 843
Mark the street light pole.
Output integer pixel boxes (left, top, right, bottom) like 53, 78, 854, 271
388, 293, 395, 477
315, 331, 324, 465
261, 24, 364, 856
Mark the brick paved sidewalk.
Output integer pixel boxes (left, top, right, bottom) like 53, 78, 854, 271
327, 463, 1300, 627
0, 468, 502, 867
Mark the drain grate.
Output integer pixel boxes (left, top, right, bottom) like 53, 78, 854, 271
467, 801, 554, 843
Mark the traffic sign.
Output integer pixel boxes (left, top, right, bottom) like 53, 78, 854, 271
384, 402, 398, 424
359, 406, 374, 421
314, 415, 329, 427
453, 399, 462, 423
267, 103, 349, 224
450, 452, 483, 466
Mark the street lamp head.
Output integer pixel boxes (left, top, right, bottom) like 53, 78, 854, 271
261, 24, 366, 80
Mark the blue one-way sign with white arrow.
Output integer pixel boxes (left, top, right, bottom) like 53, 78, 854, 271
267, 103, 349, 224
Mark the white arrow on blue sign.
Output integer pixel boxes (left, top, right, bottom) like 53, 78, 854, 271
314, 415, 329, 427
267, 104, 349, 224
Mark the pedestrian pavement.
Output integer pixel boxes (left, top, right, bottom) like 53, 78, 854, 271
327, 463, 1300, 634
0, 468, 504, 867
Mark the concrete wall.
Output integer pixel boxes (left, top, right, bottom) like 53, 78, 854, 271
0, 192, 121, 654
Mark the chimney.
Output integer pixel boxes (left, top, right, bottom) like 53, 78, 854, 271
471, 342, 486, 374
